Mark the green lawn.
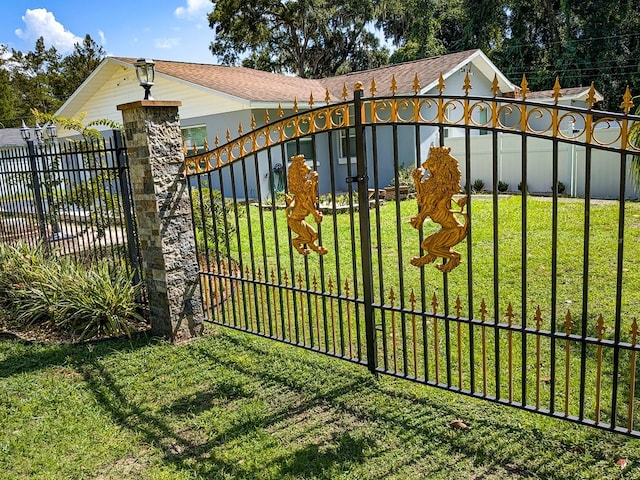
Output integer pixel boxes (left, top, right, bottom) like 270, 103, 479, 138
198, 195, 640, 427
2, 328, 640, 479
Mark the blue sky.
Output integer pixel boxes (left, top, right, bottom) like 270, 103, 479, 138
0, 0, 217, 63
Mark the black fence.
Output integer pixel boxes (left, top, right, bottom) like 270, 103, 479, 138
0, 129, 140, 282
186, 81, 640, 437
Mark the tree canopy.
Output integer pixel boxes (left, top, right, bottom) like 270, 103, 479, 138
376, 0, 640, 110
0, 34, 105, 127
208, 0, 389, 78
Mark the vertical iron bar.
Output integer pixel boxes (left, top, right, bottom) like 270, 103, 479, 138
492, 129, 501, 400
580, 145, 592, 419
465, 123, 474, 392
521, 133, 528, 405
114, 130, 140, 285
354, 86, 377, 374
611, 149, 628, 428
26, 140, 48, 244
549, 136, 560, 414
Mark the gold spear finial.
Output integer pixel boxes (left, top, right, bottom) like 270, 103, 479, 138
413, 73, 421, 95
552, 77, 563, 105
621, 86, 634, 114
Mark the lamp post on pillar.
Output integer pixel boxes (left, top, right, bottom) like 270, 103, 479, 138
117, 65, 203, 342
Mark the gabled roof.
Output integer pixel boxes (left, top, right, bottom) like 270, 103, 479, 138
113, 57, 329, 103
57, 49, 518, 119
0, 128, 25, 148
321, 49, 515, 97
526, 86, 604, 104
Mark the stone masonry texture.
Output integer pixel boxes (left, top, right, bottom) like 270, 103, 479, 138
118, 101, 203, 342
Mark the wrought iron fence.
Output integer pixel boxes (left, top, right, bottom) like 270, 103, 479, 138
186, 75, 640, 437
0, 129, 140, 282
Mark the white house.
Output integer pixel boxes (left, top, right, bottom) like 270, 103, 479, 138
56, 49, 620, 199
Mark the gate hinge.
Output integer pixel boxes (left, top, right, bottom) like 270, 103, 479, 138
346, 175, 367, 184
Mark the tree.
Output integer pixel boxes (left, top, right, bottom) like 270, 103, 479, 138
378, 0, 640, 110
54, 35, 105, 101
0, 35, 104, 127
9, 37, 62, 121
208, 0, 389, 78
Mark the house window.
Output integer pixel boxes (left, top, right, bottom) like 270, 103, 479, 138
182, 125, 207, 154
338, 128, 357, 164
286, 137, 314, 163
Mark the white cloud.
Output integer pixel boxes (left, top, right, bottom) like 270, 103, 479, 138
98, 30, 106, 46
175, 0, 210, 19
14, 9, 83, 54
154, 37, 180, 49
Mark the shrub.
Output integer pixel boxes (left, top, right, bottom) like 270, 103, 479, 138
472, 178, 485, 192
498, 180, 509, 192
553, 181, 566, 195
387, 164, 417, 194
0, 242, 143, 340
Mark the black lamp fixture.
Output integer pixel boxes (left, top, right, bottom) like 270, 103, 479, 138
20, 120, 57, 144
134, 58, 156, 100
20, 119, 30, 141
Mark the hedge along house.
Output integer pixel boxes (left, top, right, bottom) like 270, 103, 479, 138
54, 49, 607, 200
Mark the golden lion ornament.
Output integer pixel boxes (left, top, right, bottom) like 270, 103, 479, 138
409, 146, 468, 272
285, 154, 327, 256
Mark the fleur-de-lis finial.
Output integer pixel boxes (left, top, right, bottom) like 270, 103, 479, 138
238, 122, 243, 136
325, 88, 331, 105
437, 73, 446, 95
462, 72, 472, 96
214, 134, 219, 148
491, 74, 500, 97
455, 296, 462, 317
552, 77, 563, 105
431, 291, 438, 315
226, 128, 231, 142
413, 73, 421, 95
342, 83, 348, 101
631, 318, 639, 345
480, 299, 487, 321
506, 303, 514, 326
390, 74, 398, 96
250, 115, 256, 130
203, 138, 209, 151
520, 74, 530, 100
264, 109, 270, 124
309, 93, 314, 109
535, 306, 543, 330
564, 310, 574, 335
410, 289, 416, 309
278, 103, 284, 118
370, 77, 377, 97
293, 97, 299, 113
586, 82, 597, 109
596, 314, 606, 340
621, 86, 634, 114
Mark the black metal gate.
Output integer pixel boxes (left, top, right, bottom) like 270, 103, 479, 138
186, 76, 640, 437
0, 129, 141, 281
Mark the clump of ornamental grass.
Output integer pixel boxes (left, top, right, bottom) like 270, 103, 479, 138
0, 242, 144, 340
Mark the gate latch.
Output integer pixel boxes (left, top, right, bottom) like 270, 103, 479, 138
345, 175, 366, 184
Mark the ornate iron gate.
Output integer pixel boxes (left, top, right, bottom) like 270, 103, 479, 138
186, 75, 640, 437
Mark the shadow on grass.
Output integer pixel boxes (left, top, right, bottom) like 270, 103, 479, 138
63, 328, 637, 479
0, 331, 152, 379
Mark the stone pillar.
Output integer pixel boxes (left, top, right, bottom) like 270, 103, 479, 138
117, 100, 203, 342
